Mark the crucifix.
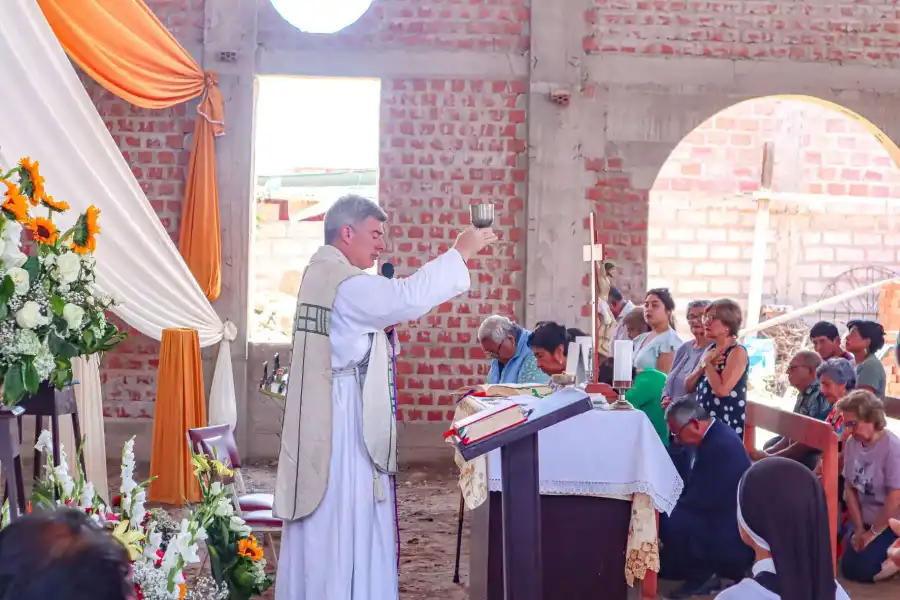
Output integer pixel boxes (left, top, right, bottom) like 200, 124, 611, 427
583, 212, 605, 384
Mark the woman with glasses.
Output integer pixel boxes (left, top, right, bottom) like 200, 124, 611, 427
661, 300, 712, 410
691, 299, 749, 438
836, 390, 900, 583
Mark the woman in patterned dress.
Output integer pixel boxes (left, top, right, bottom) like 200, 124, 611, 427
692, 299, 749, 438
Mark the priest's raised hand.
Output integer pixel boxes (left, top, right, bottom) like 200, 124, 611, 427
453, 225, 498, 261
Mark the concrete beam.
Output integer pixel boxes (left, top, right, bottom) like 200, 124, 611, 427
204, 0, 260, 453
257, 48, 528, 80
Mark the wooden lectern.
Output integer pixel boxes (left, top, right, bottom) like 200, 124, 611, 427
456, 389, 592, 600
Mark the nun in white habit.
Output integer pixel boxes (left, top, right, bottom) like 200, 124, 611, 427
717, 457, 851, 600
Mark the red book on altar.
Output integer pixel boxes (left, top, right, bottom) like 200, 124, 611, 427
444, 400, 528, 445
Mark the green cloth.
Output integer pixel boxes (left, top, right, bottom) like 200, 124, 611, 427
625, 369, 669, 446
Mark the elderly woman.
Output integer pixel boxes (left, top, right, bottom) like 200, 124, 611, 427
527, 321, 586, 377
661, 300, 712, 410
836, 390, 900, 583
478, 315, 548, 385
691, 299, 749, 437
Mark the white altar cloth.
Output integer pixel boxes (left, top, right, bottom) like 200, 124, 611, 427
486, 409, 683, 515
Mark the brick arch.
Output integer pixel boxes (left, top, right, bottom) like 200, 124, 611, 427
645, 94, 900, 328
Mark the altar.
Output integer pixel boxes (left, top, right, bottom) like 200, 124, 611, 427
456, 403, 683, 600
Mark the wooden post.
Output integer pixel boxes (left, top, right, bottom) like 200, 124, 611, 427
584, 213, 604, 383
746, 142, 775, 331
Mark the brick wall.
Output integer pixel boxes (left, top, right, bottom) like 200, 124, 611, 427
380, 78, 527, 422
648, 96, 900, 325
584, 0, 900, 65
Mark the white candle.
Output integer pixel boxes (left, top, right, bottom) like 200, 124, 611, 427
613, 340, 633, 382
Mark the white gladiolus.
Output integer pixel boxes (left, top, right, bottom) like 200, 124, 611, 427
209, 481, 224, 496
229, 515, 252, 537
34, 429, 53, 454
213, 496, 234, 517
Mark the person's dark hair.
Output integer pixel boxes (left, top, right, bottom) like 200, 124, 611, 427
0, 508, 132, 600
645, 288, 676, 328
738, 458, 836, 600
608, 287, 623, 304
847, 319, 885, 356
809, 321, 840, 341
528, 322, 585, 356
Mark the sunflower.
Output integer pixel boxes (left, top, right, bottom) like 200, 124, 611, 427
1, 180, 29, 223
25, 216, 59, 245
40, 194, 69, 213
18, 157, 45, 206
70, 205, 100, 255
238, 535, 265, 561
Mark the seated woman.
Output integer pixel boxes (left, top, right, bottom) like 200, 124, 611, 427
690, 298, 749, 438
633, 289, 682, 374
478, 315, 548, 385
836, 389, 900, 583
527, 321, 586, 377
718, 457, 850, 600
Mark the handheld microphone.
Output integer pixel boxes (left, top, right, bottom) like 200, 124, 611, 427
381, 262, 395, 279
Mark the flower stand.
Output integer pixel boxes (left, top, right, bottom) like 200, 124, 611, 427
17, 383, 85, 481
0, 405, 26, 520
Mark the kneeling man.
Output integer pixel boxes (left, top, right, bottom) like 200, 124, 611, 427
659, 398, 753, 598
274, 195, 496, 600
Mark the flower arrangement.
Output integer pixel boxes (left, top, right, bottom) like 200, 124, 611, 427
8, 431, 272, 599
190, 453, 274, 599
0, 157, 126, 406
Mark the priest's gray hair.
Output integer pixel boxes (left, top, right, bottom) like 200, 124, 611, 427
324, 194, 387, 245
665, 397, 709, 428
478, 315, 521, 344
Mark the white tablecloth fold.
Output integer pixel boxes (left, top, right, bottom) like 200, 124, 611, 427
486, 409, 683, 515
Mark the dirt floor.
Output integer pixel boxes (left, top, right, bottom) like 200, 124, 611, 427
6, 459, 900, 599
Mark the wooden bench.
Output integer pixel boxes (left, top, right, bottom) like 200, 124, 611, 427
743, 401, 840, 572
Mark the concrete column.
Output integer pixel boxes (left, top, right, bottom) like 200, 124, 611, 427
203, 0, 259, 453
524, 0, 593, 327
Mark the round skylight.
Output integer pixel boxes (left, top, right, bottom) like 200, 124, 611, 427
269, 0, 375, 34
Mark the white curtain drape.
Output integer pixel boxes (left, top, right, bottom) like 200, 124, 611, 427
0, 1, 238, 478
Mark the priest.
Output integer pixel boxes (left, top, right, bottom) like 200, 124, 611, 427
273, 194, 497, 600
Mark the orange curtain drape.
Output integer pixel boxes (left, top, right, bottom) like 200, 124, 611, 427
148, 329, 206, 504
38, 0, 223, 301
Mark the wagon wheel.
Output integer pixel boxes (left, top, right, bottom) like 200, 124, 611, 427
817, 266, 900, 327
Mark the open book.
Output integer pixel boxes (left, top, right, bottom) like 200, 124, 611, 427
452, 383, 553, 399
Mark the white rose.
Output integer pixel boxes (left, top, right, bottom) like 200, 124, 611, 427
1, 220, 22, 242
15, 301, 48, 329
63, 303, 85, 330
0, 240, 26, 268
5, 266, 29, 295
54, 252, 82, 283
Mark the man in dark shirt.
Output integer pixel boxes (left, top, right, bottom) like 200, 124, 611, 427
659, 398, 753, 598
751, 350, 829, 469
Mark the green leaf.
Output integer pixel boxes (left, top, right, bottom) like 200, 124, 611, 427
82, 328, 94, 348
0, 303, 7, 319
22, 255, 39, 283
50, 295, 65, 316
48, 333, 79, 359
23, 359, 40, 395
3, 363, 26, 405
0, 275, 14, 304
